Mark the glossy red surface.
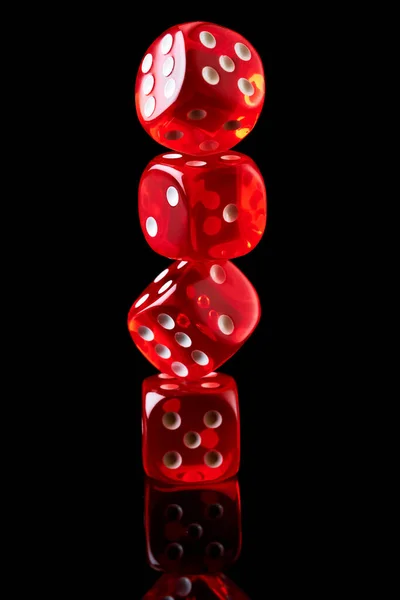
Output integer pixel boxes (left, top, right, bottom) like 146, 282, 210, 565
135, 21, 265, 155
145, 477, 241, 574
143, 573, 249, 599
127, 260, 261, 380
139, 151, 267, 260
142, 372, 239, 484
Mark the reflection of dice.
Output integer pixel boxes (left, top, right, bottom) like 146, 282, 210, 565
139, 151, 267, 260
135, 22, 265, 155
128, 260, 260, 381
145, 477, 241, 574
142, 372, 239, 484
143, 573, 250, 599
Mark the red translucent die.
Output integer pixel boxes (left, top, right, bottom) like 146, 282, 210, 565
142, 372, 239, 484
143, 573, 249, 599
135, 21, 265, 155
127, 260, 260, 380
139, 151, 266, 260
145, 477, 241, 574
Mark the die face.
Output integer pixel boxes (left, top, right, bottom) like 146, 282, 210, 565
139, 157, 191, 260
139, 151, 267, 260
135, 22, 265, 155
145, 477, 241, 574
142, 372, 240, 484
127, 260, 261, 380
143, 573, 250, 599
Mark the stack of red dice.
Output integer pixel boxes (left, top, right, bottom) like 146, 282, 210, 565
128, 22, 266, 598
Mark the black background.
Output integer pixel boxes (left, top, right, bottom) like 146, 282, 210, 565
32, 5, 345, 598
